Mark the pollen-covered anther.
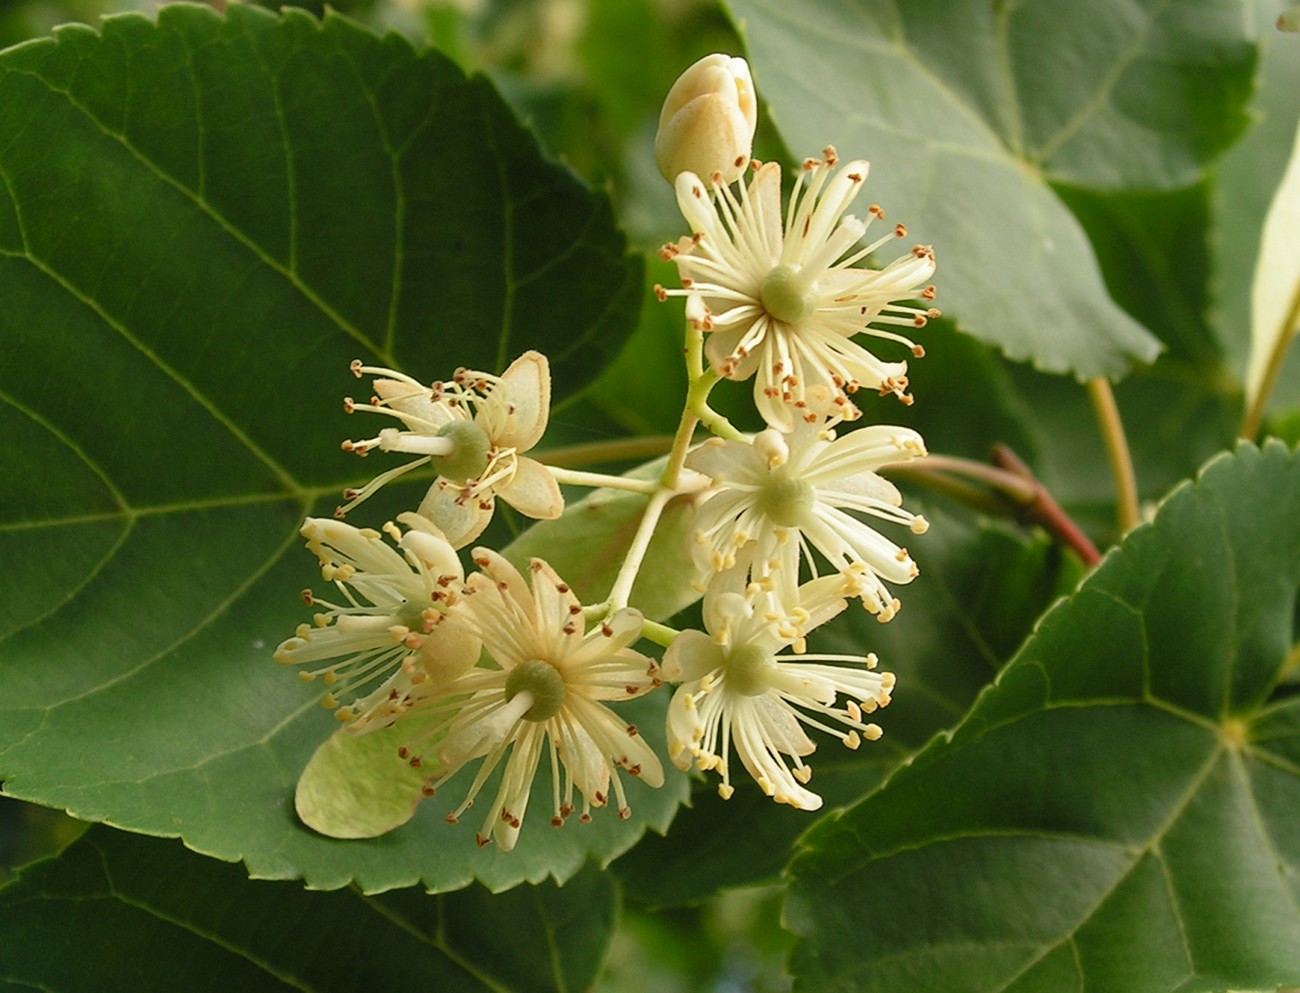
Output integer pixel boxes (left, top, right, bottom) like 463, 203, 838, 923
894, 223, 907, 238
921, 285, 937, 300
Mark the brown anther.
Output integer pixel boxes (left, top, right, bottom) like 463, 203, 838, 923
868, 204, 884, 218
601, 622, 614, 637
628, 764, 641, 776
300, 589, 314, 605
913, 315, 928, 328
912, 344, 927, 357
848, 172, 863, 183
928, 307, 942, 318
556, 582, 570, 593
475, 834, 491, 848
563, 621, 578, 635
692, 184, 704, 199
568, 605, 582, 616
823, 146, 837, 165
921, 285, 937, 300
626, 724, 640, 737
349, 359, 364, 377
409, 756, 422, 768
551, 815, 564, 827
680, 277, 694, 288
421, 783, 436, 797
894, 223, 907, 238
342, 397, 356, 413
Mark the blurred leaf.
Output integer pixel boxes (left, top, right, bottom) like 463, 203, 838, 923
0, 827, 618, 993
726, 0, 1259, 378
1214, 0, 1300, 397
615, 509, 1080, 906
1246, 117, 1300, 422
0, 3, 656, 894
787, 442, 1300, 993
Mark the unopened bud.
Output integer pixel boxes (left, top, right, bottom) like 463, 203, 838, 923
655, 54, 756, 185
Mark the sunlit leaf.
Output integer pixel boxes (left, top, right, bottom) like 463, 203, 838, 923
1245, 117, 1300, 424
726, 0, 1257, 378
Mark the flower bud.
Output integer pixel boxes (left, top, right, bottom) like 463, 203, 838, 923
655, 54, 757, 185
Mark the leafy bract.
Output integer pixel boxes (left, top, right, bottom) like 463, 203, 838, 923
0, 3, 660, 893
725, 0, 1257, 379
786, 442, 1300, 993
0, 828, 618, 993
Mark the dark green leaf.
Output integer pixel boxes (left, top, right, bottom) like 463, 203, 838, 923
0, 3, 660, 894
0, 827, 617, 993
787, 442, 1300, 993
726, 0, 1257, 378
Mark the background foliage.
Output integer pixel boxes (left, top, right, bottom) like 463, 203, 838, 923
2, 0, 1299, 990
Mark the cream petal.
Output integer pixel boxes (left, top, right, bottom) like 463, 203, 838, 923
418, 486, 493, 549
663, 629, 725, 683
490, 351, 551, 451
497, 457, 564, 521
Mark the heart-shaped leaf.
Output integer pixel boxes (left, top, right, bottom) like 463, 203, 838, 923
726, 0, 1256, 379
786, 441, 1300, 993
0, 3, 665, 895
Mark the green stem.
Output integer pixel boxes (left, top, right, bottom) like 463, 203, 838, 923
606, 488, 674, 610
639, 618, 680, 649
546, 466, 658, 494
1086, 377, 1139, 534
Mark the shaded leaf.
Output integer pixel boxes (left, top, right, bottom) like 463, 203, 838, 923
787, 442, 1300, 993
0, 827, 618, 993
0, 3, 655, 894
725, 0, 1260, 377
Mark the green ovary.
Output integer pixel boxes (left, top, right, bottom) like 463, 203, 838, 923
724, 643, 773, 697
758, 472, 814, 528
759, 264, 817, 324
505, 660, 567, 721
434, 420, 492, 480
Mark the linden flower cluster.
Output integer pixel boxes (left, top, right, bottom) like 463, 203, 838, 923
275, 52, 937, 850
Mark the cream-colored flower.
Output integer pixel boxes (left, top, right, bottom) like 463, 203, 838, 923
687, 419, 928, 621
655, 53, 757, 186
657, 147, 938, 430
393, 550, 664, 851
664, 570, 893, 810
338, 351, 563, 547
274, 515, 480, 728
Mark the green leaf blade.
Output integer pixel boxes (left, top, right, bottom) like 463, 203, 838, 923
0, 4, 654, 894
0, 827, 619, 993
787, 442, 1300, 993
726, 0, 1255, 379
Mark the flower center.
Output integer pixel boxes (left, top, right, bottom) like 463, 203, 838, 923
504, 659, 566, 722
758, 471, 814, 528
759, 264, 817, 324
724, 643, 773, 697
433, 420, 492, 480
